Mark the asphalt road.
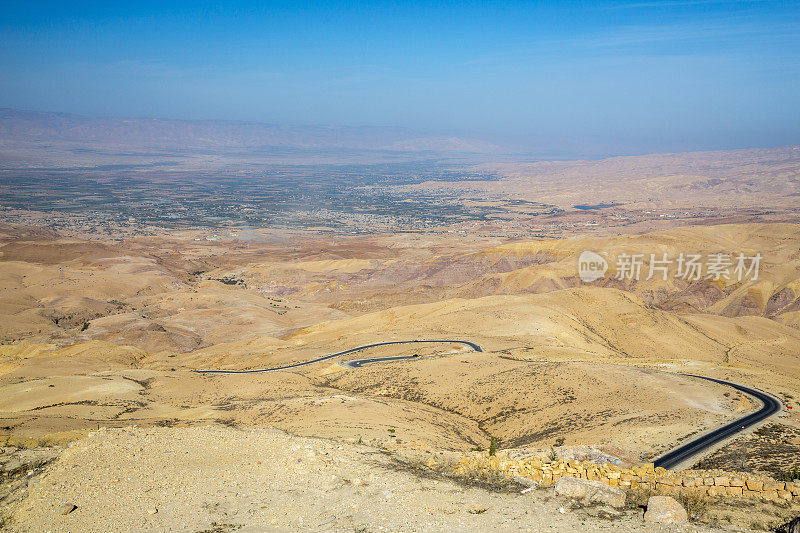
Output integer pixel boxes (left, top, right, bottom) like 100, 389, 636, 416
196, 342, 781, 470
341, 351, 458, 368
653, 374, 782, 469
194, 339, 483, 374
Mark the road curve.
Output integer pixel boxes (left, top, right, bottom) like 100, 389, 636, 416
196, 342, 780, 470
194, 339, 483, 374
653, 374, 782, 470
341, 349, 467, 368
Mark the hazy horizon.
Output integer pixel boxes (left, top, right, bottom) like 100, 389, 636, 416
1, 1, 798, 156
4, 106, 800, 162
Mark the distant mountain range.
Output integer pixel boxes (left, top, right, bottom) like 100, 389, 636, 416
0, 108, 506, 155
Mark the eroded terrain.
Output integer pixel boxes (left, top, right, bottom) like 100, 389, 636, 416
2, 222, 799, 461
2, 145, 800, 530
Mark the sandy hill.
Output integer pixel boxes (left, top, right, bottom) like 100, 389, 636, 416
0, 222, 799, 487
452, 223, 800, 320
289, 286, 800, 369
219, 223, 800, 324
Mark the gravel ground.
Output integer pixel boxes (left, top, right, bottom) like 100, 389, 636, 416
6, 426, 727, 532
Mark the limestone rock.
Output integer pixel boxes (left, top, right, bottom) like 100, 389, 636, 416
643, 496, 687, 524
554, 476, 625, 508
3, 458, 23, 473
58, 503, 77, 515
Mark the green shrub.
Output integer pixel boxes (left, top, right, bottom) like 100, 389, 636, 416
488, 436, 497, 456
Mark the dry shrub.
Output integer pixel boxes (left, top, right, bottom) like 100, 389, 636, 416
627, 486, 709, 521
0, 509, 12, 529
673, 489, 710, 521
626, 486, 657, 509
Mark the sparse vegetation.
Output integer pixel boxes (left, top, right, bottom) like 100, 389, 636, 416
0, 509, 12, 529
754, 425, 772, 436
780, 465, 800, 481
627, 487, 709, 521
626, 486, 657, 509
488, 436, 497, 456
212, 276, 245, 286
673, 490, 710, 521
392, 454, 524, 494
197, 522, 243, 532
749, 519, 769, 531
548, 447, 558, 461
696, 423, 800, 477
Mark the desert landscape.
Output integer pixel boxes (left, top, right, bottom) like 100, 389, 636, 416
1, 124, 800, 530
2, 1, 800, 531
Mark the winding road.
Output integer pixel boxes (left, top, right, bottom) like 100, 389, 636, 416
653, 374, 782, 469
194, 339, 483, 374
195, 340, 782, 470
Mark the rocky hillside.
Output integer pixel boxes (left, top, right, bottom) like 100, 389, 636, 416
1, 426, 761, 532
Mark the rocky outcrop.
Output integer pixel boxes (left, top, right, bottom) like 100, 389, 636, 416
643, 496, 687, 524
554, 476, 626, 508
0, 445, 61, 505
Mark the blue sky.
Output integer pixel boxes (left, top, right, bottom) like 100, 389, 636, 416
1, 1, 798, 155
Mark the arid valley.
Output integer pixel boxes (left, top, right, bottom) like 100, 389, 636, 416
1, 111, 800, 530
5, 2, 800, 530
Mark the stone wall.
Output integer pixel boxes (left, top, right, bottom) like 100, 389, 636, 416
452, 454, 799, 502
